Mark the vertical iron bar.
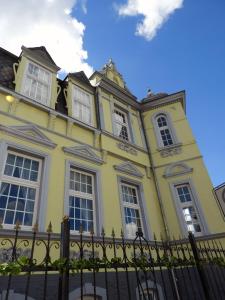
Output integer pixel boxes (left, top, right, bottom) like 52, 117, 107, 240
161, 238, 180, 300
25, 225, 37, 300
188, 232, 211, 300
58, 217, 70, 300
153, 236, 169, 300
43, 223, 52, 300
173, 238, 191, 300
80, 227, 83, 300
213, 239, 225, 284
121, 230, 132, 300
137, 231, 151, 300
186, 239, 205, 300
91, 230, 97, 300
6, 224, 20, 300
205, 240, 223, 299
101, 229, 109, 300
111, 229, 121, 300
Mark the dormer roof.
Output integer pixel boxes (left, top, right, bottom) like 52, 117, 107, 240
21, 45, 60, 72
68, 71, 93, 88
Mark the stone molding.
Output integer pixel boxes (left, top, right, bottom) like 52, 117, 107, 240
117, 142, 138, 156
114, 161, 143, 178
63, 145, 103, 165
0, 124, 57, 148
159, 143, 182, 158
163, 162, 193, 178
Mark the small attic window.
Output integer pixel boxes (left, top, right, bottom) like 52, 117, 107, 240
22, 61, 51, 106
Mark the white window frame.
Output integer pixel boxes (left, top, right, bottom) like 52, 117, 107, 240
170, 180, 208, 237
156, 115, 173, 147
72, 85, 93, 125
0, 150, 42, 230
113, 107, 131, 142
120, 182, 144, 239
68, 168, 96, 235
22, 61, 52, 106
152, 112, 179, 149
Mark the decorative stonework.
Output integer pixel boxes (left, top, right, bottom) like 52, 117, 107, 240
163, 162, 193, 178
63, 145, 103, 165
114, 161, 143, 178
48, 112, 57, 130
66, 119, 73, 137
8, 98, 20, 114
159, 144, 182, 158
117, 142, 137, 156
0, 124, 57, 148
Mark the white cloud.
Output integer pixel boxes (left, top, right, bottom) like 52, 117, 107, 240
117, 0, 183, 40
0, 0, 93, 76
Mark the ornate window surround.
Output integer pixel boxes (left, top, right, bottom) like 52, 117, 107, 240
64, 160, 103, 236
110, 100, 135, 144
117, 176, 152, 240
152, 111, 182, 157
0, 140, 51, 232
169, 178, 209, 237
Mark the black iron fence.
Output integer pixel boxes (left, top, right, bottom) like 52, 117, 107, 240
0, 219, 225, 300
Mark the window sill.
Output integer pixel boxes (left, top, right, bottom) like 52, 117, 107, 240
158, 143, 182, 158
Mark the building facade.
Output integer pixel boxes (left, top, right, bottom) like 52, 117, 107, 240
0, 45, 224, 242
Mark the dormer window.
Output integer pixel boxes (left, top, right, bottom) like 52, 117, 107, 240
23, 62, 51, 106
73, 86, 92, 124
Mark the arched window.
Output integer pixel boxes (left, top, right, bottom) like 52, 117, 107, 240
156, 115, 173, 147
152, 112, 179, 149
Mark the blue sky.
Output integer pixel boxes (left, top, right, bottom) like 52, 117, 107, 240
1, 0, 224, 186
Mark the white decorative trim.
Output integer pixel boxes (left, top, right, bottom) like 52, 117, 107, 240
163, 162, 193, 178
152, 111, 180, 150
63, 145, 103, 165
159, 143, 182, 158
114, 161, 143, 178
169, 178, 209, 237
0, 124, 57, 149
117, 142, 137, 155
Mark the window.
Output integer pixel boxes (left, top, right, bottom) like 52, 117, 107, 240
73, 86, 92, 124
175, 184, 202, 235
156, 115, 173, 147
114, 108, 130, 141
69, 169, 95, 234
0, 151, 41, 227
121, 183, 143, 238
23, 62, 51, 105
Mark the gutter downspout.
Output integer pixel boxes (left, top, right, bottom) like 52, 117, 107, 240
140, 112, 170, 240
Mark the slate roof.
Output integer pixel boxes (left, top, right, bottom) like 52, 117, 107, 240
69, 71, 92, 87
0, 47, 18, 90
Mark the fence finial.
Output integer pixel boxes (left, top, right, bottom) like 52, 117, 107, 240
47, 222, 53, 233
14, 220, 21, 231
33, 222, 39, 232
79, 224, 83, 234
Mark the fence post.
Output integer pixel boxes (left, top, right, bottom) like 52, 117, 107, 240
188, 232, 210, 300
58, 216, 70, 300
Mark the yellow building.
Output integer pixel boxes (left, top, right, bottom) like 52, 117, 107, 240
0, 45, 224, 241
